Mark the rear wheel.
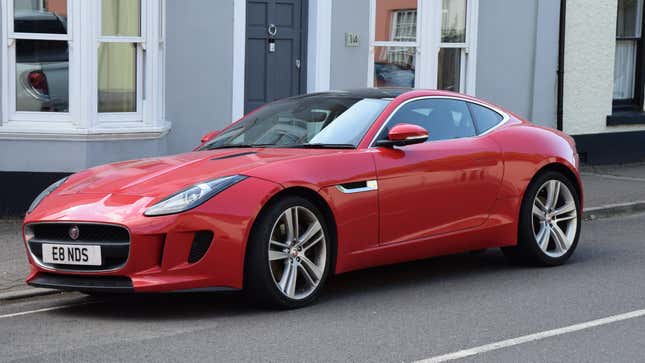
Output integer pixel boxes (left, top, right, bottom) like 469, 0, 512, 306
503, 171, 581, 266
245, 196, 331, 309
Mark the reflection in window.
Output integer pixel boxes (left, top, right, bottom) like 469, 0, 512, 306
16, 39, 69, 112
374, 46, 415, 88
441, 0, 467, 43
98, 43, 137, 113
14, 0, 68, 34
102, 0, 141, 37
374, 0, 418, 42
438, 48, 461, 92
391, 10, 417, 42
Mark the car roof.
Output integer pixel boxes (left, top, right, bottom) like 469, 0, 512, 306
291, 88, 413, 101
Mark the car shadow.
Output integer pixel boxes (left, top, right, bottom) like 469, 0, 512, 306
49, 246, 599, 321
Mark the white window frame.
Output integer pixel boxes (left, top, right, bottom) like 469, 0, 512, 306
0, 0, 169, 139
368, 0, 478, 95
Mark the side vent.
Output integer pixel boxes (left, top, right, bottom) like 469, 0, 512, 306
188, 231, 214, 264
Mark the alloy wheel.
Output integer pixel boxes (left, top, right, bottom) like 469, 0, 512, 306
531, 180, 578, 258
268, 206, 327, 300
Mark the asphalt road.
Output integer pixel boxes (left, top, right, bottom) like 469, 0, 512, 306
2, 214, 645, 363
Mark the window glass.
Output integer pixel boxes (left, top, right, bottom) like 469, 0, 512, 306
441, 0, 467, 43
98, 43, 137, 113
614, 0, 643, 100
102, 0, 141, 37
617, 0, 643, 37
374, 46, 416, 87
14, 0, 68, 34
200, 97, 390, 149
383, 99, 476, 142
614, 40, 637, 99
16, 39, 69, 112
374, 0, 418, 42
468, 103, 503, 134
310, 99, 389, 146
438, 48, 461, 91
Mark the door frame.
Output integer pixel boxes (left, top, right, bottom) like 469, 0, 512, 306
233, 0, 326, 120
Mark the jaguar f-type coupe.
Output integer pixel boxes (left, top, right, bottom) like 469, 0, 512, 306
23, 89, 582, 308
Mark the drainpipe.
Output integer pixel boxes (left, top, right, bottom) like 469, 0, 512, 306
556, 0, 566, 131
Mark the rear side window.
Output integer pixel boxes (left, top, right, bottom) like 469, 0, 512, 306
468, 103, 504, 134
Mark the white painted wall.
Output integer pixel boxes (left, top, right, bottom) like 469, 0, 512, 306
563, 0, 645, 135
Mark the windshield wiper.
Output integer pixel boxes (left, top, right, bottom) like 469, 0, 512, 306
206, 143, 273, 150
287, 143, 356, 149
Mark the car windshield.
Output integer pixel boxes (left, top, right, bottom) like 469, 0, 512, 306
199, 95, 390, 150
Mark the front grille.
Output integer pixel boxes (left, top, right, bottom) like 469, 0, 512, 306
26, 223, 130, 272
30, 223, 129, 243
29, 273, 133, 293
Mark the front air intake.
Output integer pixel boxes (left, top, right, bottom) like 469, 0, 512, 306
188, 231, 214, 263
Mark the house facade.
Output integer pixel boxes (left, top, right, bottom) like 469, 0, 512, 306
0, 0, 642, 214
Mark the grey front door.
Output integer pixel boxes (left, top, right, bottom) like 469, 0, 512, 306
245, 0, 307, 113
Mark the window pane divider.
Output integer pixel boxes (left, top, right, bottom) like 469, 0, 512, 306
8, 33, 70, 41
98, 36, 145, 43
438, 43, 468, 48
372, 41, 418, 47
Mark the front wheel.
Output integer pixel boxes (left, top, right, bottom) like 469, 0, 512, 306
245, 196, 331, 309
503, 171, 581, 266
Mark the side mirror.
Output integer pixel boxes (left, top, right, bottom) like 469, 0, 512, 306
376, 123, 429, 147
200, 130, 221, 144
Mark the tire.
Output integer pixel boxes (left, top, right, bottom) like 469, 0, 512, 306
244, 195, 332, 309
502, 171, 581, 266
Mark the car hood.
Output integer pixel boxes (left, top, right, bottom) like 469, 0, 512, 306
59, 148, 336, 198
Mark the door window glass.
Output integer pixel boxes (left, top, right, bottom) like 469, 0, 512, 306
382, 98, 476, 142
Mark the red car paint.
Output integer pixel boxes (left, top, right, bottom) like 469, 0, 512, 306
23, 90, 582, 292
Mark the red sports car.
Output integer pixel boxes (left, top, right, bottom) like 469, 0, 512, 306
23, 89, 582, 308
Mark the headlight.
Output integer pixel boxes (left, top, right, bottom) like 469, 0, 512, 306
144, 175, 247, 217
27, 177, 68, 214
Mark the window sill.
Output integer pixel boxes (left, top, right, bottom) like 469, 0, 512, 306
606, 110, 645, 126
0, 121, 171, 141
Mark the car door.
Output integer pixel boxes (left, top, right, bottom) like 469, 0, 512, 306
372, 98, 503, 246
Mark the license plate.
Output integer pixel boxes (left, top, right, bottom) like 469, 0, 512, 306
42, 244, 102, 266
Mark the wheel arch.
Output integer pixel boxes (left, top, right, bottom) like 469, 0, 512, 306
529, 162, 583, 205
516, 161, 583, 229
242, 186, 339, 287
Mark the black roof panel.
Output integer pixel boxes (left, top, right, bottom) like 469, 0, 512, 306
290, 88, 413, 101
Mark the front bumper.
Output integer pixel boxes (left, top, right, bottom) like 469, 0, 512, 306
23, 177, 284, 293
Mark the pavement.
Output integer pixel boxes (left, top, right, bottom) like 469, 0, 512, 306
580, 162, 645, 209
1, 162, 644, 299
1, 213, 645, 362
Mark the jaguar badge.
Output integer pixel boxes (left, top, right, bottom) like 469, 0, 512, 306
69, 225, 80, 240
